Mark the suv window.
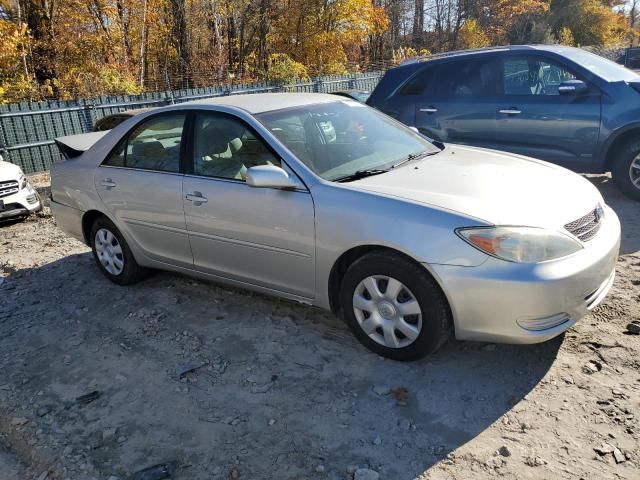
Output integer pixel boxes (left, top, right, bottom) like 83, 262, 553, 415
103, 114, 185, 172
397, 66, 433, 95
503, 57, 578, 95
433, 59, 497, 97
192, 113, 280, 181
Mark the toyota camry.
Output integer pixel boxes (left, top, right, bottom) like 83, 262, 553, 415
51, 93, 621, 360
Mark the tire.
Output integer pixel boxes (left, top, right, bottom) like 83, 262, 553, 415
339, 251, 452, 361
89, 216, 146, 285
612, 139, 640, 201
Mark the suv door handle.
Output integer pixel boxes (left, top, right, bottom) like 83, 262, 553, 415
420, 107, 438, 114
499, 109, 522, 115
185, 191, 208, 205
101, 178, 116, 189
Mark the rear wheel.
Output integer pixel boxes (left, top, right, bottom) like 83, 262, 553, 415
90, 216, 145, 285
339, 251, 452, 361
612, 140, 640, 201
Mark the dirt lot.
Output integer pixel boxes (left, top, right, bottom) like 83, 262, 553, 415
0, 174, 638, 480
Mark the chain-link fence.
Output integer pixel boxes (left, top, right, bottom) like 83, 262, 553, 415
0, 72, 384, 174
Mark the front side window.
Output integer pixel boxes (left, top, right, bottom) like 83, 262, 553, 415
192, 113, 280, 181
257, 101, 439, 181
503, 57, 578, 96
103, 114, 185, 172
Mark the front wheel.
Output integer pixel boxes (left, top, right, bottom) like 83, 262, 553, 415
89, 216, 146, 285
612, 140, 640, 201
339, 251, 452, 361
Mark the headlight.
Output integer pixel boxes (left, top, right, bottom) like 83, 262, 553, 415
19, 174, 28, 189
456, 226, 583, 263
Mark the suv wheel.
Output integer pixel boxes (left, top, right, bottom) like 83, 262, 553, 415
339, 251, 452, 361
612, 140, 640, 201
90, 216, 146, 285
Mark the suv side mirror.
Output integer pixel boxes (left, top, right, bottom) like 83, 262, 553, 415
246, 165, 297, 190
558, 79, 588, 95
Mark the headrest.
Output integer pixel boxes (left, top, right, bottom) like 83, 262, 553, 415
198, 125, 239, 156
229, 137, 243, 153
131, 141, 165, 158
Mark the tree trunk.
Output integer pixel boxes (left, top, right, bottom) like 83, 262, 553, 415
169, 0, 191, 87
413, 0, 424, 48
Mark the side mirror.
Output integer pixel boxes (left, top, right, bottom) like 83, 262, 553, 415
246, 165, 297, 190
558, 79, 588, 95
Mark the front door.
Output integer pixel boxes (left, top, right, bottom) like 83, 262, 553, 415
182, 111, 316, 298
95, 112, 193, 267
494, 54, 601, 171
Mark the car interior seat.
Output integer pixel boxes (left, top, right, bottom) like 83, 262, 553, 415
196, 125, 247, 180
129, 141, 167, 170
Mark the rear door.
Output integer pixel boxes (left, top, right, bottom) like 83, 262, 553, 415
95, 112, 193, 267
494, 54, 601, 170
182, 111, 316, 298
415, 57, 500, 147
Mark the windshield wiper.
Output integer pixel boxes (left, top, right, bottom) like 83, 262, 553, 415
333, 168, 390, 183
391, 150, 438, 169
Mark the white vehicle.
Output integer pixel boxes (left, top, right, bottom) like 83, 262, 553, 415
0, 154, 42, 221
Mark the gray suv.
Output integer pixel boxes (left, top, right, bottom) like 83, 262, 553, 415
367, 45, 640, 200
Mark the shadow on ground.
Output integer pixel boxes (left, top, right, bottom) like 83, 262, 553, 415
0, 247, 562, 479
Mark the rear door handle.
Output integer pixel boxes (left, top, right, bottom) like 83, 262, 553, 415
499, 109, 522, 115
101, 178, 116, 189
185, 191, 208, 205
419, 107, 438, 114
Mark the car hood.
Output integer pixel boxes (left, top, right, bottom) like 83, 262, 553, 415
351, 145, 603, 228
0, 160, 22, 180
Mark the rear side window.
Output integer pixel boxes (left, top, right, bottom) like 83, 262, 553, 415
397, 67, 433, 96
103, 114, 186, 173
433, 59, 498, 97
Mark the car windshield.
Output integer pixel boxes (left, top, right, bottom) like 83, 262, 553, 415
256, 101, 439, 181
561, 48, 640, 82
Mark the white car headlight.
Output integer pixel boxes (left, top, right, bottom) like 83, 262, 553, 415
456, 226, 583, 263
19, 174, 28, 189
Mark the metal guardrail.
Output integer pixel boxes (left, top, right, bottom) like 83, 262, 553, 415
0, 72, 384, 173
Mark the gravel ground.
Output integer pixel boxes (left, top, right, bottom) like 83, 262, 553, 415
0, 173, 638, 480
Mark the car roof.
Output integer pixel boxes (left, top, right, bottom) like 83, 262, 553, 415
118, 107, 154, 116
183, 93, 346, 114
400, 44, 584, 66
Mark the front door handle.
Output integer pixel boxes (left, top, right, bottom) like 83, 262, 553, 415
499, 109, 522, 115
185, 191, 208, 205
420, 107, 438, 114
101, 178, 116, 189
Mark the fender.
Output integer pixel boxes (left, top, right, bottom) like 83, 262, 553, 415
595, 121, 640, 173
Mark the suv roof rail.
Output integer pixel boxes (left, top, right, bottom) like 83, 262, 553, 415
400, 45, 530, 65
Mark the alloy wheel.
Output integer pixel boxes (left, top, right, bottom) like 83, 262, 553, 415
352, 275, 422, 349
630, 154, 640, 190
94, 228, 125, 276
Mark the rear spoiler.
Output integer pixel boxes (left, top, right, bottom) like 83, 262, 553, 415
54, 131, 109, 159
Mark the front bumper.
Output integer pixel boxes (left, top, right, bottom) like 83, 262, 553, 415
0, 182, 41, 220
430, 206, 621, 344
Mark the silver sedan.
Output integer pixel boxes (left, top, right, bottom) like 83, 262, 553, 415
51, 93, 621, 360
